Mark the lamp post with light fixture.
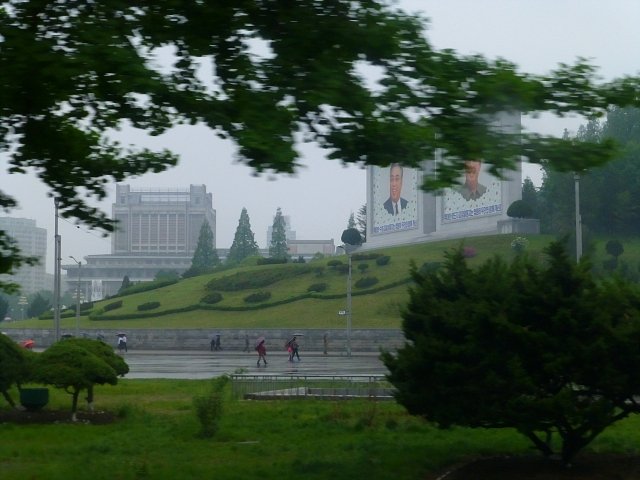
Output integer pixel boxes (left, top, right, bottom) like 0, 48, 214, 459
69, 256, 82, 337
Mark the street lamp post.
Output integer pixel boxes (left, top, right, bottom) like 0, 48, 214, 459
53, 199, 62, 341
339, 243, 360, 357
70, 256, 82, 337
574, 172, 582, 262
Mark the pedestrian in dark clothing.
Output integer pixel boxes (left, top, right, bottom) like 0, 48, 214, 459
323, 333, 328, 355
256, 340, 267, 366
291, 337, 301, 361
243, 334, 250, 352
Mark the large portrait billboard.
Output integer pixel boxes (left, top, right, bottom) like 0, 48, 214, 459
442, 160, 502, 223
372, 164, 419, 235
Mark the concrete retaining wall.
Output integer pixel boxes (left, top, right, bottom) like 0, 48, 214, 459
2, 328, 406, 353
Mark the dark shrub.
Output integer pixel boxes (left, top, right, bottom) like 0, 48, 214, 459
307, 283, 328, 293
357, 263, 370, 273
353, 252, 383, 261
117, 279, 178, 297
605, 239, 624, 258
244, 291, 272, 303
256, 257, 288, 265
104, 300, 123, 312
137, 301, 160, 311
355, 276, 379, 289
376, 255, 391, 266
327, 259, 343, 267
206, 265, 312, 291
602, 258, 618, 271
336, 264, 350, 274
313, 266, 326, 277
419, 261, 442, 275
80, 301, 94, 312
506, 199, 534, 218
201, 292, 223, 304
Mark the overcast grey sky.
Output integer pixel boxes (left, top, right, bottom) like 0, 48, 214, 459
3, 0, 639, 273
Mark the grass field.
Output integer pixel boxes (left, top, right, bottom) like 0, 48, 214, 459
2, 379, 640, 479
5, 233, 640, 332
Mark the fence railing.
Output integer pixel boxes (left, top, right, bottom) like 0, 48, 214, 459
230, 374, 394, 401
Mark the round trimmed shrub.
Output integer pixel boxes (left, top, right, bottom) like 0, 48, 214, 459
327, 259, 343, 267
137, 301, 160, 311
104, 300, 123, 312
355, 276, 379, 289
244, 291, 272, 303
307, 283, 328, 293
376, 255, 391, 266
357, 263, 370, 273
201, 292, 223, 305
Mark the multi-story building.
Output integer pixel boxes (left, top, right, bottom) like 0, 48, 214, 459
0, 217, 49, 294
63, 184, 216, 299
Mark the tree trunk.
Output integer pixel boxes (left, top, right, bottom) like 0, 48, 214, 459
1, 389, 16, 408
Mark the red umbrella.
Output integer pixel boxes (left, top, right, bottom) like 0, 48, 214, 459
20, 339, 34, 349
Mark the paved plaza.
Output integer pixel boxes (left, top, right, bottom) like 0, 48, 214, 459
121, 349, 388, 379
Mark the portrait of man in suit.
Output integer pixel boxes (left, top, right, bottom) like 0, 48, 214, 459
456, 159, 487, 201
383, 163, 408, 215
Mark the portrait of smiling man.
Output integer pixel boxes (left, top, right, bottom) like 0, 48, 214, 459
383, 163, 408, 215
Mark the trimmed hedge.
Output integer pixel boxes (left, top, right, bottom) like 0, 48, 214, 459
206, 265, 312, 292
104, 300, 123, 312
355, 276, 379, 289
88, 278, 413, 319
114, 278, 179, 297
352, 252, 383, 261
256, 257, 288, 265
244, 291, 272, 303
375, 255, 391, 266
326, 259, 343, 267
137, 301, 161, 311
201, 292, 223, 304
307, 283, 328, 293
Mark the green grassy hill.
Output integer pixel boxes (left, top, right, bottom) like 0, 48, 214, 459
8, 232, 639, 331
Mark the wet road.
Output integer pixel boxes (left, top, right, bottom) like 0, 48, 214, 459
121, 350, 388, 379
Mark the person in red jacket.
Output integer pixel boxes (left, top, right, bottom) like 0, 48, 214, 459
256, 339, 267, 367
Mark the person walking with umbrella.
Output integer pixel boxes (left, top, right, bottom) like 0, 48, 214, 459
117, 333, 127, 353
255, 337, 267, 367
290, 336, 301, 362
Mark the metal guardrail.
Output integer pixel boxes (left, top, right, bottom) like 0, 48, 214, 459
230, 374, 395, 401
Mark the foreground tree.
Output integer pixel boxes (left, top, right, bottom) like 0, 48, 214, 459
26, 293, 50, 318
62, 338, 129, 411
2, 1, 640, 286
34, 341, 119, 421
0, 333, 30, 408
269, 207, 289, 260
227, 208, 259, 264
183, 221, 220, 278
383, 241, 640, 464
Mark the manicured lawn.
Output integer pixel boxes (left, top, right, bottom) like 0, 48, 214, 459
2, 379, 640, 479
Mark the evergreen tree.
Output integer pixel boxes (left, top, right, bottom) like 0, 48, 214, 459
0, 295, 8, 320
356, 204, 367, 243
26, 293, 50, 318
118, 275, 131, 293
183, 221, 219, 277
347, 212, 356, 229
227, 208, 259, 264
269, 207, 289, 260
384, 241, 640, 464
521, 177, 539, 218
